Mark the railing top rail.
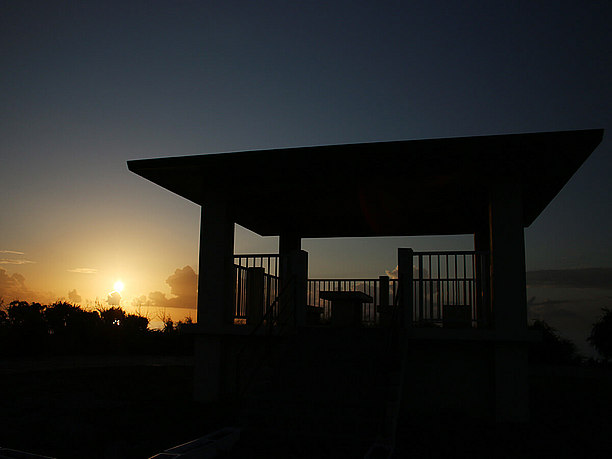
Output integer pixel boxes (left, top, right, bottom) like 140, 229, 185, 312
234, 264, 279, 277
412, 250, 489, 256
308, 278, 384, 282
233, 253, 280, 258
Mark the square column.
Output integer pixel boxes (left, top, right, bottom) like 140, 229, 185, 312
278, 232, 307, 329
474, 210, 492, 328
197, 199, 235, 327
397, 248, 414, 329
194, 199, 235, 403
488, 180, 529, 422
489, 180, 527, 335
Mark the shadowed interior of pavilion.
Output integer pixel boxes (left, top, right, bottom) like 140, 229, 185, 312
129, 129, 603, 456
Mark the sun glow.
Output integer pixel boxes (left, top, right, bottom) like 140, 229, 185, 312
113, 280, 125, 293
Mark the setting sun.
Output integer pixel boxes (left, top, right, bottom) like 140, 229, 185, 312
113, 280, 125, 293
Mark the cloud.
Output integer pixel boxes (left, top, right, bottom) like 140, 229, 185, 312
385, 266, 398, 279
67, 267, 98, 274
166, 266, 197, 299
0, 250, 24, 255
527, 268, 612, 290
384, 265, 427, 280
134, 266, 198, 309
68, 289, 82, 304
107, 291, 121, 306
0, 267, 34, 301
0, 259, 35, 265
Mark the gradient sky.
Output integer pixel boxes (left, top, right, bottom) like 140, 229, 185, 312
1, 1, 611, 351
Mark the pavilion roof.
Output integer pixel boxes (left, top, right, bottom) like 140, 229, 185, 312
127, 129, 603, 238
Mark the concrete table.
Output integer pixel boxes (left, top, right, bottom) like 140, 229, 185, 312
319, 291, 373, 327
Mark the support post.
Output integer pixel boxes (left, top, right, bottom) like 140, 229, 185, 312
378, 275, 391, 327
246, 267, 265, 325
278, 249, 308, 329
488, 180, 529, 422
474, 219, 492, 328
489, 181, 527, 335
197, 200, 235, 327
398, 248, 414, 329
379, 275, 389, 309
194, 199, 235, 403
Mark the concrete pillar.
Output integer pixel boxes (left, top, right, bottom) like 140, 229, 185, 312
197, 199, 235, 327
488, 179, 529, 422
278, 233, 302, 328
194, 199, 235, 403
246, 267, 265, 325
488, 180, 527, 335
279, 232, 301, 257
495, 342, 529, 422
379, 275, 390, 309
378, 275, 391, 327
474, 215, 492, 328
397, 248, 414, 329
278, 249, 308, 329
292, 250, 308, 327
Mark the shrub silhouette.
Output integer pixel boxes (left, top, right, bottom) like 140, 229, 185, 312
44, 301, 99, 335
7, 300, 46, 332
0, 300, 191, 356
123, 313, 149, 333
0, 304, 7, 327
588, 308, 612, 361
529, 320, 581, 365
98, 306, 127, 327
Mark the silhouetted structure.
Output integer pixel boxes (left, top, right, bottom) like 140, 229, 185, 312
128, 130, 603, 449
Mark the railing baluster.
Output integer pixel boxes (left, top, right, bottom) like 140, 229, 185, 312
234, 250, 489, 327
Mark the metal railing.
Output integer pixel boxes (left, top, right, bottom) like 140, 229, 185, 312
233, 254, 280, 321
306, 251, 489, 327
233, 250, 490, 327
307, 278, 400, 324
234, 254, 280, 277
411, 251, 490, 327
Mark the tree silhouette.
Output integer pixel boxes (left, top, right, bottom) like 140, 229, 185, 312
98, 306, 126, 327
588, 308, 612, 361
529, 320, 581, 365
6, 300, 46, 333
0, 302, 7, 326
123, 313, 149, 333
0, 300, 191, 356
44, 301, 99, 335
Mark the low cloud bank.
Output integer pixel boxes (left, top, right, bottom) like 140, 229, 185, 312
527, 268, 612, 290
0, 268, 33, 301
68, 289, 82, 304
68, 267, 98, 274
0, 258, 35, 265
107, 291, 121, 306
133, 266, 197, 310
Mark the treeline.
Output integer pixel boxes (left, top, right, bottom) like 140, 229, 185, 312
528, 320, 582, 365
528, 308, 612, 366
0, 300, 193, 356
2, 299, 611, 363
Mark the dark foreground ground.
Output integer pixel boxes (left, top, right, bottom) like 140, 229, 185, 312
0, 357, 237, 459
1, 358, 612, 458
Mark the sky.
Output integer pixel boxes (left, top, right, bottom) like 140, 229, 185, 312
1, 1, 611, 353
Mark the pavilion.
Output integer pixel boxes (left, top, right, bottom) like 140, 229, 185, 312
128, 129, 603, 427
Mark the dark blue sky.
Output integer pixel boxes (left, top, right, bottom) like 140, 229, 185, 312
1, 1, 611, 348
